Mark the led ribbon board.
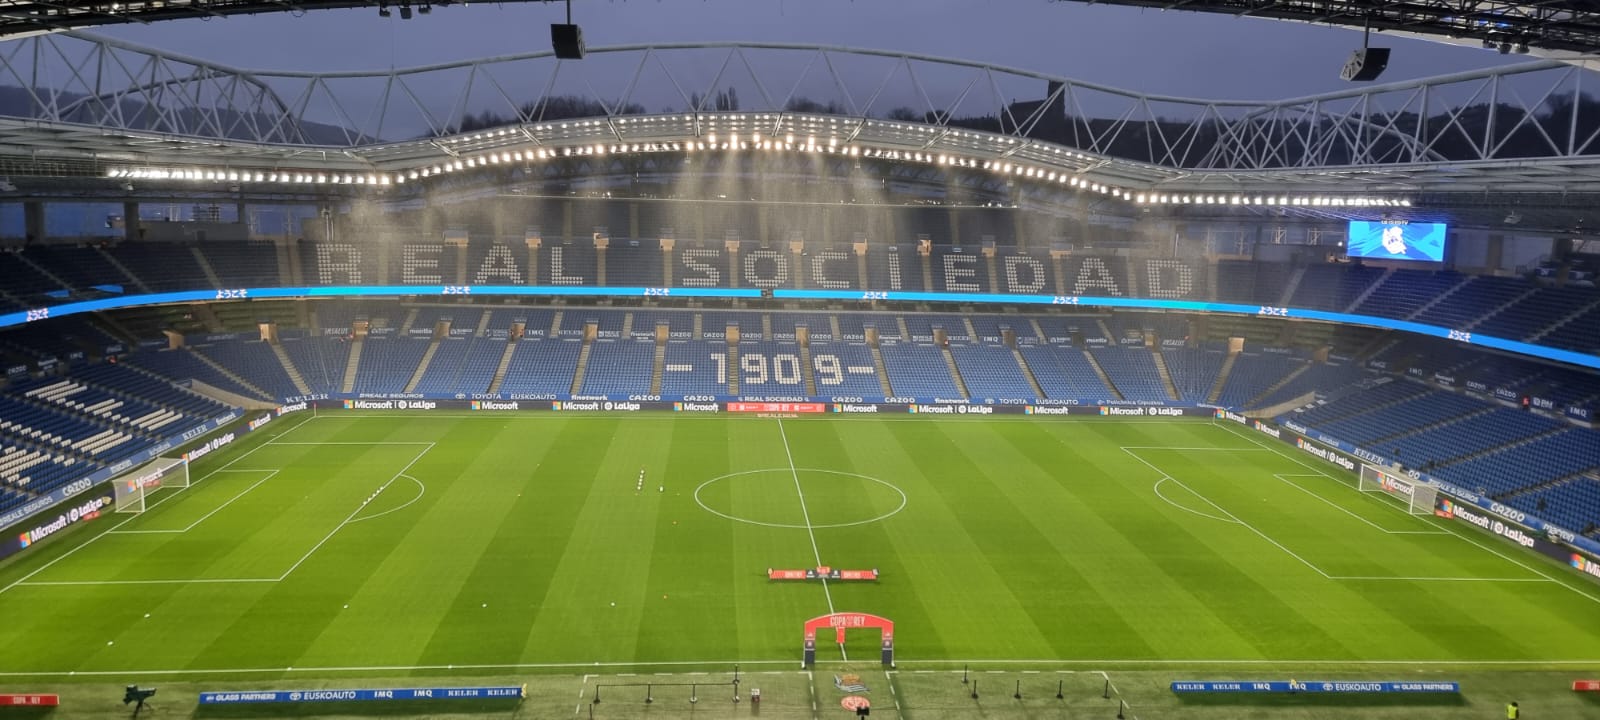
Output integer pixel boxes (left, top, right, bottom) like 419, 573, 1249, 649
0, 285, 1594, 370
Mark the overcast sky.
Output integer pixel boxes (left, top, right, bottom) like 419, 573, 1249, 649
94, 0, 1525, 101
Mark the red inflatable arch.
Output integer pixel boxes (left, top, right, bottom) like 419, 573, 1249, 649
803, 612, 894, 667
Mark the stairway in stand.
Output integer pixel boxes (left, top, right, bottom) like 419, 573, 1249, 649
340, 337, 364, 394
486, 341, 519, 395
649, 340, 667, 395
869, 346, 894, 398
1081, 350, 1124, 401
569, 338, 594, 395
270, 343, 313, 396
1149, 349, 1180, 401
1206, 352, 1237, 405
939, 345, 970, 399
404, 338, 443, 393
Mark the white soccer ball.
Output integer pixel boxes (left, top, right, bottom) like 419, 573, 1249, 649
610, 602, 616, 607
659, 486, 664, 492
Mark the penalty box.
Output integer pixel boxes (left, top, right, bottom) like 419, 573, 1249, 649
1126, 446, 1545, 583
17, 441, 431, 586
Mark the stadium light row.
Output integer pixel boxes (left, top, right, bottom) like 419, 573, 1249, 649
101, 138, 1414, 209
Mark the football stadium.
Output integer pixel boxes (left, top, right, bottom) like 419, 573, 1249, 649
2, 3, 1600, 718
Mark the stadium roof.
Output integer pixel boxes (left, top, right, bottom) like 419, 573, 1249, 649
1, 1, 1597, 56
3, 32, 1600, 228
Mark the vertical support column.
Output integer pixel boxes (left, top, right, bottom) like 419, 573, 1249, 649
854, 235, 870, 290
24, 200, 45, 243
562, 201, 574, 243
628, 202, 640, 240
122, 201, 140, 243
948, 207, 962, 246
593, 231, 609, 287
444, 229, 469, 285
421, 207, 441, 241
1485, 233, 1506, 273
660, 235, 675, 285
725, 236, 741, 288
525, 229, 542, 287
788, 231, 805, 289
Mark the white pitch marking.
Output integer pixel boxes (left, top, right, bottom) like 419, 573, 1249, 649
775, 418, 835, 617
1330, 576, 1550, 582
1269, 473, 1445, 535
274, 443, 433, 580
1121, 446, 1332, 578
346, 474, 426, 524
1119, 447, 1273, 451
109, 470, 280, 535
6, 656, 1600, 678
19, 578, 279, 586
1214, 421, 1600, 605
1151, 477, 1238, 524
0, 412, 320, 598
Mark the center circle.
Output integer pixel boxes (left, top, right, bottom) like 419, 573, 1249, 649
693, 468, 907, 529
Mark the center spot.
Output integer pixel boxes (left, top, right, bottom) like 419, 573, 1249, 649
693, 468, 906, 529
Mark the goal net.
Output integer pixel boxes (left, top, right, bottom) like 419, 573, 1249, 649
113, 456, 189, 514
1358, 464, 1438, 515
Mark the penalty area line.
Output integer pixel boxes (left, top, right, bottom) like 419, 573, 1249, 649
1121, 447, 1333, 579
274, 442, 434, 581
1214, 421, 1600, 606
108, 470, 281, 535
0, 412, 320, 598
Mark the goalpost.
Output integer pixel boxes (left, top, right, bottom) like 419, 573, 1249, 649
1358, 463, 1438, 516
113, 456, 189, 514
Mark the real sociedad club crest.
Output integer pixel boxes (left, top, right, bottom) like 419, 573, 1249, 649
834, 674, 869, 693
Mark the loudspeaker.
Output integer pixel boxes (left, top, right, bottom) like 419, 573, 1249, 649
1340, 47, 1390, 82
551, 23, 585, 60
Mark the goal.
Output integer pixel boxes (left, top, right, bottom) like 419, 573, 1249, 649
113, 456, 189, 513
1358, 463, 1438, 515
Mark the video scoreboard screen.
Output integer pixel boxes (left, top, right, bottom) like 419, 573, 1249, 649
1346, 221, 1448, 263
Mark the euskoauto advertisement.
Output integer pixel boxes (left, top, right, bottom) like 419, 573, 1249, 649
1224, 412, 1600, 576
0, 403, 310, 561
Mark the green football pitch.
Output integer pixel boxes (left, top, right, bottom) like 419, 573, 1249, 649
2, 411, 1599, 716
